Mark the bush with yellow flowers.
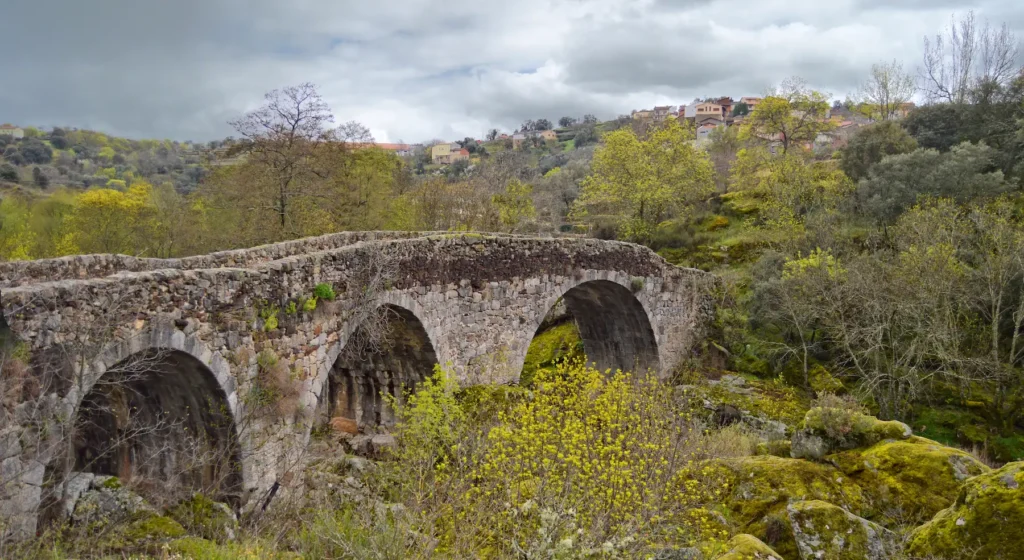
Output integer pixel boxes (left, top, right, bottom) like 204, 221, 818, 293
375, 360, 728, 558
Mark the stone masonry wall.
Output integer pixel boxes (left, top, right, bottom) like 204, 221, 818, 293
0, 232, 716, 541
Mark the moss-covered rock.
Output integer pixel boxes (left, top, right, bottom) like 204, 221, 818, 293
908, 461, 1024, 559
827, 436, 990, 525
167, 493, 238, 542
122, 511, 187, 542
793, 408, 911, 460
715, 455, 866, 559
786, 500, 894, 560
755, 440, 792, 458
713, 534, 782, 560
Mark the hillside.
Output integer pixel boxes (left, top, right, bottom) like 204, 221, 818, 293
0, 125, 235, 194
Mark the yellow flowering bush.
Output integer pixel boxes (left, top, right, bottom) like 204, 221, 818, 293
464, 360, 724, 555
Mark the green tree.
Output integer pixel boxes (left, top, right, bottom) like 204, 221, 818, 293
574, 119, 714, 243
741, 79, 835, 154
856, 142, 1010, 224
839, 121, 918, 181
731, 102, 750, 117
227, 83, 338, 230
492, 179, 536, 232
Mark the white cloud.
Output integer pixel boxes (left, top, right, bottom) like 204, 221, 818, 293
0, 0, 1019, 143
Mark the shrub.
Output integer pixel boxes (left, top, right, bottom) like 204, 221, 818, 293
808, 392, 866, 445
313, 283, 336, 301
373, 360, 728, 557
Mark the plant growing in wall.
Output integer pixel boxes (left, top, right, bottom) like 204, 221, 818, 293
314, 283, 336, 301
284, 300, 298, 315
259, 304, 279, 331
302, 295, 318, 313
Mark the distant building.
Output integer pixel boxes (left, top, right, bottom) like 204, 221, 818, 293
512, 133, 527, 150
450, 148, 470, 163
431, 143, 453, 164
347, 142, 419, 156
0, 124, 24, 139
713, 97, 735, 118
632, 109, 654, 121
652, 106, 675, 122
538, 129, 558, 142
696, 123, 717, 144
740, 97, 762, 110
695, 102, 723, 120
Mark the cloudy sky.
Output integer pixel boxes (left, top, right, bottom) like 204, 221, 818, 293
1, 0, 1022, 144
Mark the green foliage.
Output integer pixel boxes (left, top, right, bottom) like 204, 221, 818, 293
856, 142, 1010, 224
574, 119, 715, 243
491, 179, 536, 232
519, 321, 584, 387
302, 295, 317, 312
259, 305, 279, 331
313, 282, 336, 301
840, 121, 918, 181
284, 300, 297, 315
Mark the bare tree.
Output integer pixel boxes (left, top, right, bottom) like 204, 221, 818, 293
859, 60, 916, 120
921, 11, 1021, 105
229, 83, 337, 228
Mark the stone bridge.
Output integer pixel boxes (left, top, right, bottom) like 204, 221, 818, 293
0, 231, 716, 540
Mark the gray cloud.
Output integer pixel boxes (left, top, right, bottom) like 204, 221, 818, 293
0, 0, 1020, 143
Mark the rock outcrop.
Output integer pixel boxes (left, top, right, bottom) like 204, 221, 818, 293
908, 461, 1024, 559
787, 500, 894, 560
826, 436, 990, 524
713, 534, 782, 560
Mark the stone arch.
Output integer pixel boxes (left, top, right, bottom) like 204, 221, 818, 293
70, 348, 243, 505
321, 304, 439, 430
53, 329, 245, 510
528, 278, 661, 376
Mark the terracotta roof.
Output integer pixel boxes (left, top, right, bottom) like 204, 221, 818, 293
0, 124, 18, 129
458, 148, 469, 155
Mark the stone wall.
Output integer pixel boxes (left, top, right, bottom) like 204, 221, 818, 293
0, 232, 717, 541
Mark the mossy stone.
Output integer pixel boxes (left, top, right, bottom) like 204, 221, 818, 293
908, 461, 1024, 559
787, 500, 894, 560
713, 533, 782, 559
755, 440, 792, 458
827, 436, 990, 525
715, 455, 866, 559
167, 493, 238, 542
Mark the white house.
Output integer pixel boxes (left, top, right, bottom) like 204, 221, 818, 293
0, 124, 24, 139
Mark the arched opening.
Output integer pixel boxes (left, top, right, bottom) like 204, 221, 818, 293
325, 305, 438, 431
524, 280, 660, 380
70, 349, 242, 508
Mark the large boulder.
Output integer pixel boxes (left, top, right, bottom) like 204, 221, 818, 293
167, 493, 238, 543
713, 534, 782, 560
908, 461, 1024, 559
792, 408, 912, 460
69, 474, 158, 525
787, 500, 895, 560
715, 455, 866, 559
66, 474, 185, 552
827, 436, 990, 524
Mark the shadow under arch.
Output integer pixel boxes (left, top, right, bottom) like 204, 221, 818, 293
69, 348, 243, 507
533, 279, 660, 376
322, 304, 439, 430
